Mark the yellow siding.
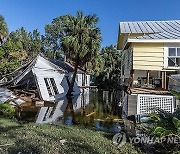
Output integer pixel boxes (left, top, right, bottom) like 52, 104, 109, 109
133, 57, 163, 61
117, 33, 146, 50
133, 65, 163, 70
134, 52, 163, 57
132, 43, 164, 71
134, 61, 163, 66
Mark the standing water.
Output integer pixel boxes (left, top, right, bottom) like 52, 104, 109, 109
16, 90, 122, 133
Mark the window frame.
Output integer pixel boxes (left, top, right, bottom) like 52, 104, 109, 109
164, 45, 180, 69
44, 78, 59, 97
167, 47, 180, 67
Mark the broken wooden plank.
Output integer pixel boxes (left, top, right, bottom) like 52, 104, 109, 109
14, 89, 35, 95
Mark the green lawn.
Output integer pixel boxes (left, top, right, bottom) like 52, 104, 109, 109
0, 118, 121, 154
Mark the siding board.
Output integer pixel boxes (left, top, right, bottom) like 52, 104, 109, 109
134, 61, 163, 66
133, 57, 163, 62
133, 52, 163, 57
132, 43, 164, 71
133, 65, 163, 70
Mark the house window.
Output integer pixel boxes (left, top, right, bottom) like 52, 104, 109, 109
168, 47, 180, 67
44, 78, 59, 96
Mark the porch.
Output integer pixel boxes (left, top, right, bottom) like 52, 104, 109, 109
132, 70, 175, 90
130, 87, 170, 95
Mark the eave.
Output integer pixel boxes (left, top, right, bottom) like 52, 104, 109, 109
128, 39, 180, 43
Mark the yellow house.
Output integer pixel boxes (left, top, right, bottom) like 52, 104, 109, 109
117, 20, 180, 118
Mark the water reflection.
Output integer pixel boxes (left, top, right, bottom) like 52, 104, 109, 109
17, 91, 122, 133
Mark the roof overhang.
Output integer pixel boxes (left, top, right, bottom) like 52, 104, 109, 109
122, 39, 180, 50
128, 39, 180, 43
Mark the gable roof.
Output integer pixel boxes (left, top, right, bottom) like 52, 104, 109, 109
120, 20, 180, 35
118, 20, 180, 50
120, 20, 180, 40
0, 54, 85, 86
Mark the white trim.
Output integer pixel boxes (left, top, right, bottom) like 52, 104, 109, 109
164, 67, 180, 70
128, 39, 180, 43
164, 46, 168, 68
164, 44, 180, 68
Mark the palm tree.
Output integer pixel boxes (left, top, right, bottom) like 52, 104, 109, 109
58, 11, 101, 97
0, 15, 8, 45
94, 45, 121, 90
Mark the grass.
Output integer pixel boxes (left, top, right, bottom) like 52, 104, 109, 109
0, 118, 120, 154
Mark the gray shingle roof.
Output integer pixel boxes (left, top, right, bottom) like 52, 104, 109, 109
47, 58, 84, 73
120, 20, 180, 40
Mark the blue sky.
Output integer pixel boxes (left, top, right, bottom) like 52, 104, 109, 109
0, 0, 180, 47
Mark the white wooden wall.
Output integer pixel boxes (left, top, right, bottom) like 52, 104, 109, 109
76, 74, 90, 87
32, 56, 80, 101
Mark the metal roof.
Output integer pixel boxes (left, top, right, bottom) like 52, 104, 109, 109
120, 20, 180, 40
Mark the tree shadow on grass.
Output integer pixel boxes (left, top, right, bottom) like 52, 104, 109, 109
62, 136, 101, 154
27, 126, 108, 154
6, 139, 42, 154
101, 132, 114, 140
80, 125, 115, 140
0, 125, 24, 133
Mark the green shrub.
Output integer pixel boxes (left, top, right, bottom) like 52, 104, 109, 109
171, 91, 180, 100
0, 103, 15, 118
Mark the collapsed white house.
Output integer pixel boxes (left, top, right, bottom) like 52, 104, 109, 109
0, 54, 91, 105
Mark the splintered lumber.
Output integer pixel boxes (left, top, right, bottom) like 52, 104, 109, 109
35, 101, 44, 107
14, 89, 35, 95
19, 96, 32, 102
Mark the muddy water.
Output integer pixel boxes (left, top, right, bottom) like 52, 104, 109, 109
17, 91, 122, 133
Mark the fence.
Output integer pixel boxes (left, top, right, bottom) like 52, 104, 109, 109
137, 94, 175, 114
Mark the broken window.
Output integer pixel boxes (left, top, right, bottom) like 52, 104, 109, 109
168, 47, 180, 67
44, 78, 59, 96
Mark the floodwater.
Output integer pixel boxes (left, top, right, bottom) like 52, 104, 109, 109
16, 90, 122, 133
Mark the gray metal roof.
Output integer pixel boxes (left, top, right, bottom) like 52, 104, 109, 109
120, 20, 180, 40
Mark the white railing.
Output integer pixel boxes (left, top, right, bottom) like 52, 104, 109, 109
137, 94, 175, 114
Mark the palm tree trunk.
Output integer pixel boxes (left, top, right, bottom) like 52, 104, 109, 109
0, 36, 3, 46
66, 56, 80, 97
